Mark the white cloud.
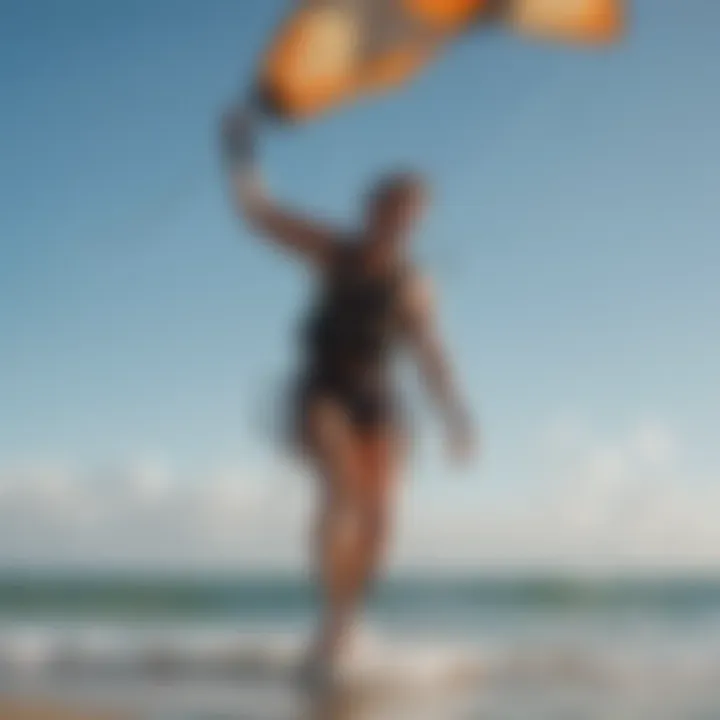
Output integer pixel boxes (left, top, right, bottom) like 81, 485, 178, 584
0, 417, 718, 572
395, 416, 720, 571
630, 420, 678, 469
0, 458, 309, 570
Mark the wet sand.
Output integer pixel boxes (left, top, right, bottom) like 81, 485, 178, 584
0, 698, 126, 720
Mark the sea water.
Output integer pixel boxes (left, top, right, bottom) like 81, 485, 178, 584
2, 572, 720, 719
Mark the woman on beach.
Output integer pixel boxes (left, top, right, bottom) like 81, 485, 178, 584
220, 106, 476, 686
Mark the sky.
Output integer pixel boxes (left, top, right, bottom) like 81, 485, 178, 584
1, 0, 719, 572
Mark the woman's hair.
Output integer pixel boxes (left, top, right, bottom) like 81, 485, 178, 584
367, 170, 426, 211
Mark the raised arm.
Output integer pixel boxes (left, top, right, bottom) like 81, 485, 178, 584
220, 106, 340, 267
401, 273, 476, 463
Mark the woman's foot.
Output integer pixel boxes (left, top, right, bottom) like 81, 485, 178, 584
298, 622, 358, 695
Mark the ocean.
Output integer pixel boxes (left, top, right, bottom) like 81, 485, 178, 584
2, 572, 720, 719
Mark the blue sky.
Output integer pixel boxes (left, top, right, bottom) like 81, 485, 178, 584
1, 0, 719, 569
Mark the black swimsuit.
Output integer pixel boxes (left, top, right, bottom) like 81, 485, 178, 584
294, 244, 409, 437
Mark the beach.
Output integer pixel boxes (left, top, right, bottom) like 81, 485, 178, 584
3, 573, 720, 719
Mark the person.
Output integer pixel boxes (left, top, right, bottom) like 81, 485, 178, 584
220, 105, 476, 687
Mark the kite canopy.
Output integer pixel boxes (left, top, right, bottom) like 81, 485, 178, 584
255, 0, 626, 122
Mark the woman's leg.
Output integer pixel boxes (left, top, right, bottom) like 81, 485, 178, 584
305, 397, 371, 668
303, 395, 406, 673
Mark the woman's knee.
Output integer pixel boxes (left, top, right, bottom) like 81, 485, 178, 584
325, 493, 386, 543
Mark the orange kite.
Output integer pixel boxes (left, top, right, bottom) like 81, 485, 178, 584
255, 0, 627, 122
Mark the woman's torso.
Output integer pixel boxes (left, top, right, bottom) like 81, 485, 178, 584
300, 242, 409, 390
